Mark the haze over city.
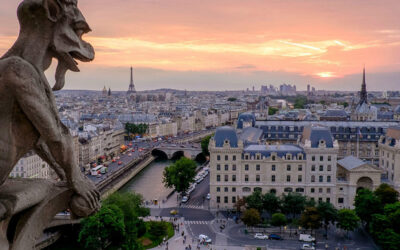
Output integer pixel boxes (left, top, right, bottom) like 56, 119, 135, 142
1, 0, 399, 91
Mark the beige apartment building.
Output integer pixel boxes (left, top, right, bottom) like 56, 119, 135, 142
379, 126, 400, 192
209, 126, 382, 210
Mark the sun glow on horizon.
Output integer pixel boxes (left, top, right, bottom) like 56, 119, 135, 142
316, 72, 336, 78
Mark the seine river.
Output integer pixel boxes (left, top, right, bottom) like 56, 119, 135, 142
120, 160, 174, 202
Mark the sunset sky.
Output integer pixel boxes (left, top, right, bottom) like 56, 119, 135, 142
0, 0, 399, 91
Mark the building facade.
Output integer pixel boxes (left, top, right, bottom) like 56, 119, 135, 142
379, 127, 400, 192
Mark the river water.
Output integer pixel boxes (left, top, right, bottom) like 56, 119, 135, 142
120, 160, 174, 202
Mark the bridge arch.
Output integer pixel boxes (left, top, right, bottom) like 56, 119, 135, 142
151, 149, 169, 160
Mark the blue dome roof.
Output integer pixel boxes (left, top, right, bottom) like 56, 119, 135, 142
214, 126, 238, 147
237, 112, 256, 129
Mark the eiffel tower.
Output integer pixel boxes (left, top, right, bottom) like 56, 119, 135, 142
127, 66, 136, 95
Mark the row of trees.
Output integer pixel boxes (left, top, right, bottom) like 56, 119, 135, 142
353, 184, 399, 250
238, 190, 360, 238
125, 123, 149, 137
79, 192, 150, 249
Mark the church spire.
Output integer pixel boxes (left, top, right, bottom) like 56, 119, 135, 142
359, 66, 367, 104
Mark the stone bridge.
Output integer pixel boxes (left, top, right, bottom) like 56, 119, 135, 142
152, 143, 203, 160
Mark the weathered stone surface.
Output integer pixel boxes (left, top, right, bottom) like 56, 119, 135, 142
0, 0, 100, 249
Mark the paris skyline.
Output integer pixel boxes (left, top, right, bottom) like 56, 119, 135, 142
0, 0, 399, 91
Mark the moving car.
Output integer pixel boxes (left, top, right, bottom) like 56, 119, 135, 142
170, 209, 178, 215
112, 159, 116, 163
299, 234, 315, 242
198, 234, 212, 243
269, 234, 283, 240
206, 193, 211, 200
118, 161, 123, 165
254, 233, 268, 240
301, 243, 315, 250
128, 153, 132, 156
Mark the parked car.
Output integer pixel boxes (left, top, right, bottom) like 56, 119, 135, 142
299, 234, 315, 242
118, 161, 122, 165
198, 234, 212, 243
112, 159, 116, 163
269, 234, 283, 240
181, 196, 189, 203
254, 233, 268, 240
301, 243, 315, 250
206, 193, 211, 200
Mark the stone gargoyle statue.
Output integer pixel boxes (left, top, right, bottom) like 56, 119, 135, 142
0, 0, 100, 248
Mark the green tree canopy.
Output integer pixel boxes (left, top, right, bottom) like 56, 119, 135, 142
268, 107, 279, 116
241, 208, 261, 227
271, 213, 287, 232
163, 157, 197, 194
337, 209, 360, 236
245, 190, 264, 212
234, 196, 246, 213
227, 97, 237, 102
281, 193, 306, 218
299, 207, 322, 233
317, 202, 337, 238
354, 189, 382, 226
79, 204, 126, 249
262, 192, 281, 215
374, 184, 399, 206
201, 135, 212, 156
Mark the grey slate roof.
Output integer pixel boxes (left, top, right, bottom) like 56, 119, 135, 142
322, 110, 348, 117
338, 156, 365, 170
239, 127, 263, 145
244, 144, 305, 158
302, 126, 334, 148
237, 112, 256, 129
214, 126, 238, 147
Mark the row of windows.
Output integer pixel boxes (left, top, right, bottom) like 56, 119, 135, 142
216, 195, 332, 204
216, 174, 332, 183
244, 154, 304, 161
311, 155, 332, 161
216, 164, 332, 172
311, 165, 332, 171
216, 155, 237, 161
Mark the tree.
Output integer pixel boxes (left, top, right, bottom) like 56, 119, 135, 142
262, 192, 280, 215
201, 135, 212, 156
246, 190, 264, 212
79, 204, 126, 249
234, 197, 246, 213
317, 202, 337, 238
163, 157, 197, 194
354, 189, 382, 226
374, 184, 399, 206
337, 209, 360, 237
376, 228, 400, 250
227, 97, 237, 102
271, 213, 287, 233
293, 96, 308, 109
299, 207, 322, 234
384, 202, 400, 234
268, 107, 279, 116
281, 193, 306, 218
147, 221, 168, 239
241, 208, 261, 227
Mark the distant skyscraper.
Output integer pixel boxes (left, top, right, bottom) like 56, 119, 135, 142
127, 66, 136, 95
307, 84, 310, 93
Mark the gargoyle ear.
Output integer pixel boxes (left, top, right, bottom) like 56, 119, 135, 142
43, 0, 63, 22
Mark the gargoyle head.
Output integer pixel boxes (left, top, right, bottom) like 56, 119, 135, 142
17, 0, 95, 90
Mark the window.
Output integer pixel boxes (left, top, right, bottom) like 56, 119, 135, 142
284, 187, 293, 192
217, 164, 221, 171
318, 198, 323, 203
312, 156, 315, 161
271, 175, 275, 182
217, 187, 220, 192
320, 156, 323, 161
232, 175, 236, 182
327, 165, 331, 171
217, 155, 221, 161
245, 175, 249, 182
256, 175, 260, 182
233, 155, 236, 161
256, 164, 260, 171
298, 154, 303, 160
327, 188, 331, 193
338, 198, 344, 204
287, 175, 291, 182
232, 164, 236, 171
224, 187, 228, 192
245, 155, 249, 160
232, 196, 236, 203
328, 156, 331, 161
326, 198, 330, 203
296, 188, 304, 193
319, 176, 323, 182
225, 155, 228, 161
243, 187, 251, 192
312, 165, 316, 171
298, 165, 302, 171
256, 154, 260, 160
245, 164, 249, 171
224, 175, 228, 182
319, 165, 323, 171
270, 189, 276, 194
327, 176, 331, 182
232, 187, 236, 192
319, 188, 323, 193
225, 165, 229, 171
217, 196, 220, 203
217, 175, 220, 182
272, 165, 276, 171
287, 165, 291, 171
254, 187, 262, 192
311, 175, 315, 182
272, 155, 276, 161
311, 188, 315, 193
298, 175, 302, 182
224, 196, 228, 203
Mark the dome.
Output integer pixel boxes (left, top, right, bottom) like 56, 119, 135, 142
237, 112, 256, 129
214, 126, 238, 147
